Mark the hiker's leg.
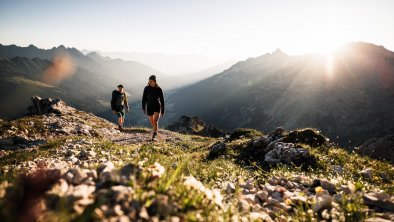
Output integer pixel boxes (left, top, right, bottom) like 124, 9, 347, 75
148, 115, 154, 127
120, 110, 125, 127
152, 112, 160, 132
116, 112, 122, 126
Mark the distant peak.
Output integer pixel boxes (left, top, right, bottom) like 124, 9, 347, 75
57, 45, 66, 49
272, 48, 287, 56
27, 44, 38, 49
340, 41, 391, 55
87, 51, 101, 56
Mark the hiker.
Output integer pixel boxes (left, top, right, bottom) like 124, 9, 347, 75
142, 75, 165, 140
111, 84, 130, 130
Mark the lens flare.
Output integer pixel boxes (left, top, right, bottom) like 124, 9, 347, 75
41, 52, 76, 85
325, 54, 335, 80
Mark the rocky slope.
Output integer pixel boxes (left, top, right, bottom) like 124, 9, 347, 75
167, 42, 394, 146
0, 97, 393, 222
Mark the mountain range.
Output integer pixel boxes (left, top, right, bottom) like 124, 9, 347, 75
166, 42, 394, 146
81, 49, 236, 75
0, 44, 231, 125
1, 42, 393, 146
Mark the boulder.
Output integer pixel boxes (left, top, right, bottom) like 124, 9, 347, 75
282, 128, 328, 147
355, 135, 394, 163
227, 128, 263, 142
27, 96, 74, 116
264, 142, 315, 166
207, 142, 227, 159
166, 116, 225, 137
312, 179, 336, 194
363, 192, 394, 212
313, 194, 333, 212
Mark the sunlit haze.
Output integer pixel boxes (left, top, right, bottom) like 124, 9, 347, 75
1, 0, 393, 60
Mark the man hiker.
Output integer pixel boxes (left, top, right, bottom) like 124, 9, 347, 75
111, 84, 130, 130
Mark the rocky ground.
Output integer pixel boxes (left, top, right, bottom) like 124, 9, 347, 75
0, 97, 393, 221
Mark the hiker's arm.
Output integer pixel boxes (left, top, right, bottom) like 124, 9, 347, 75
124, 93, 129, 108
159, 88, 165, 115
142, 87, 147, 111
111, 93, 116, 110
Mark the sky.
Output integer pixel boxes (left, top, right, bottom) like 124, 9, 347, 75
1, 0, 394, 60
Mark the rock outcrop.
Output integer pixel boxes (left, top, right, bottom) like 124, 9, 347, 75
27, 95, 75, 116
167, 115, 226, 137
355, 135, 394, 163
209, 127, 323, 168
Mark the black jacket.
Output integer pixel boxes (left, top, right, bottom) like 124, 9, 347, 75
142, 86, 164, 113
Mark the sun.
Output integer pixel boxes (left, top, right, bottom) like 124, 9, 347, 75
313, 26, 344, 55
316, 41, 339, 55
311, 10, 346, 56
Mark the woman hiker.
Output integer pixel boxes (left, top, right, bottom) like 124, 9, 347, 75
111, 84, 130, 131
142, 75, 165, 141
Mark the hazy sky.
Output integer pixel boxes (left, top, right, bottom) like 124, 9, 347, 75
1, 0, 393, 59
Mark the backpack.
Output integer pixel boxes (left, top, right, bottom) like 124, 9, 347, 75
112, 91, 124, 107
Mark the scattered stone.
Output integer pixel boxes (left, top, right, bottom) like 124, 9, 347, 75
110, 185, 133, 202
256, 190, 269, 203
360, 168, 373, 180
226, 182, 236, 194
77, 150, 96, 160
120, 163, 141, 180
365, 218, 392, 222
332, 165, 344, 175
208, 142, 227, 159
319, 179, 336, 194
249, 212, 273, 222
264, 184, 277, 194
238, 199, 251, 213
268, 177, 280, 186
70, 184, 95, 200
240, 179, 255, 190
266, 197, 280, 207
242, 194, 256, 204
271, 191, 282, 201
139, 207, 150, 220
146, 162, 165, 178
313, 194, 333, 212
114, 204, 124, 216
97, 161, 115, 176
363, 192, 394, 212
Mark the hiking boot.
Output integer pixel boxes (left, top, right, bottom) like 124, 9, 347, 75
151, 131, 157, 140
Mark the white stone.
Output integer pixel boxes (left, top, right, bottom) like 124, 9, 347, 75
226, 182, 236, 194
